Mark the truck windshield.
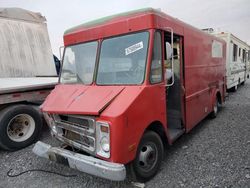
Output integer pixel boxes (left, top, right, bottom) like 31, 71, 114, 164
96, 32, 149, 85
60, 41, 98, 84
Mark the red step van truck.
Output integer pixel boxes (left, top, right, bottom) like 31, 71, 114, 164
33, 8, 226, 182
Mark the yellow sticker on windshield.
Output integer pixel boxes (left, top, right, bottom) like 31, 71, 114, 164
125, 41, 143, 55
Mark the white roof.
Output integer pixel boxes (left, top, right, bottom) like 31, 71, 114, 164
0, 7, 46, 23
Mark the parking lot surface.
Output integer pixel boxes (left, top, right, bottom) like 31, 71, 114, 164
0, 80, 250, 188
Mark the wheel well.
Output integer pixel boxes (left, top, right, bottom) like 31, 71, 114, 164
216, 92, 222, 104
146, 121, 168, 146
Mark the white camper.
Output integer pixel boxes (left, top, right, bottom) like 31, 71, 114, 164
0, 8, 58, 151
212, 32, 249, 91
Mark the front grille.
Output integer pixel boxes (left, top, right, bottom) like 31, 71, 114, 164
58, 115, 93, 131
52, 114, 95, 153
65, 130, 95, 148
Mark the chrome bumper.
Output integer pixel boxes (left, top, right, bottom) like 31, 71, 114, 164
32, 141, 126, 181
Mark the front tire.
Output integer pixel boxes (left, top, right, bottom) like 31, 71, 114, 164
129, 131, 164, 182
0, 105, 43, 151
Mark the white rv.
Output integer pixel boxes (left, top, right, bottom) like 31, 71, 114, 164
212, 32, 249, 91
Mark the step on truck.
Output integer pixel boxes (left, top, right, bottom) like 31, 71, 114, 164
33, 8, 226, 182
0, 8, 58, 151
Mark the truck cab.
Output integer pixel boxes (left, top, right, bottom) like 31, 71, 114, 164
33, 8, 226, 182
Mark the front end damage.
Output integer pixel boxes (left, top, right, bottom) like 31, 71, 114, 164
33, 141, 126, 181
33, 113, 126, 181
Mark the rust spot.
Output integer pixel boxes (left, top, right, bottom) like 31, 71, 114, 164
128, 144, 136, 152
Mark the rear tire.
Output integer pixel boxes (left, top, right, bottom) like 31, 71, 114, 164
210, 97, 219, 119
129, 131, 164, 182
0, 105, 43, 151
232, 84, 238, 92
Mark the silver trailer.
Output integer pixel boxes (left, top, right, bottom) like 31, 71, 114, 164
0, 7, 57, 77
0, 8, 58, 151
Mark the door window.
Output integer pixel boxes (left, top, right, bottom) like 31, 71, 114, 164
150, 31, 163, 84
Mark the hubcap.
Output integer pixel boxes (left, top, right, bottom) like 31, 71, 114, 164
138, 142, 158, 172
7, 114, 35, 142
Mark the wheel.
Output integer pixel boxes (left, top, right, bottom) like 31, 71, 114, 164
129, 131, 164, 182
210, 97, 219, 118
232, 84, 238, 92
0, 105, 43, 151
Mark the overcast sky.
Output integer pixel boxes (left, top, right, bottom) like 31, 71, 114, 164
1, 0, 250, 57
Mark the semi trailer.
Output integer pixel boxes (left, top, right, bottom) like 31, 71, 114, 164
33, 8, 226, 182
0, 8, 58, 150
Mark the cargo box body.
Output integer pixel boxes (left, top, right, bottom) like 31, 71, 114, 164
0, 8, 57, 77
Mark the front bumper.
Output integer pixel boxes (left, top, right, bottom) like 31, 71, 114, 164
33, 141, 126, 181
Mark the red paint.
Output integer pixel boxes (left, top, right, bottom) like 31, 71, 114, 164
12, 93, 21, 98
42, 9, 226, 164
42, 84, 124, 115
39, 91, 47, 94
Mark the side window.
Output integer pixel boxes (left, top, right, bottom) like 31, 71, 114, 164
242, 49, 246, 62
232, 43, 238, 62
150, 31, 162, 84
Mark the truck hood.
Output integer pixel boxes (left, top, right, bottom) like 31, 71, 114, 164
41, 84, 124, 115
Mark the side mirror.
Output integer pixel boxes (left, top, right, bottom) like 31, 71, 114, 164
165, 42, 173, 60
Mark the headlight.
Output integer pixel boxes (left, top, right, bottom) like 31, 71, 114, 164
96, 121, 110, 158
100, 136, 110, 152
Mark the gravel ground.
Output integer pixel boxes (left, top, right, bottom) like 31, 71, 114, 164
0, 80, 249, 188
